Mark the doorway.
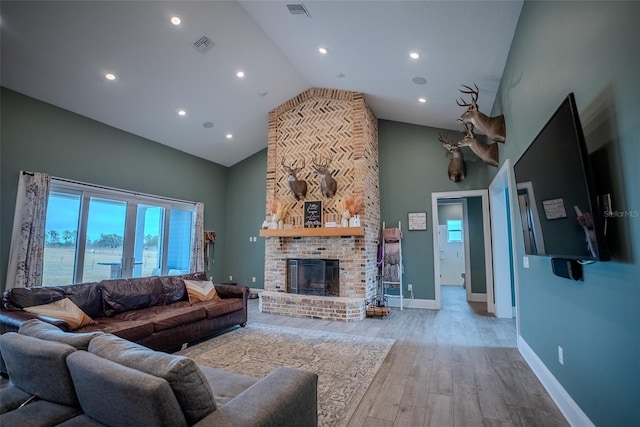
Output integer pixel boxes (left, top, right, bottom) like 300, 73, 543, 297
431, 190, 493, 311
437, 200, 468, 298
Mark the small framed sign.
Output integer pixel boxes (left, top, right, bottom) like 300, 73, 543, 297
304, 201, 323, 228
542, 198, 567, 220
408, 212, 427, 231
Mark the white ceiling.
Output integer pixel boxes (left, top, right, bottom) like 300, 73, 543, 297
1, 1, 523, 167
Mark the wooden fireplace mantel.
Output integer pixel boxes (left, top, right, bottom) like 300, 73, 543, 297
259, 226, 364, 238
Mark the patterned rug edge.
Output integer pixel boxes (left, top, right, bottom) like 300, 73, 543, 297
178, 322, 395, 427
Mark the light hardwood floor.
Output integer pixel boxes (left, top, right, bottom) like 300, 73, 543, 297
248, 285, 569, 427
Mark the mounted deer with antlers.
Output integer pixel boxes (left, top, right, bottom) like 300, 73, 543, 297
439, 133, 467, 183
281, 157, 308, 200
312, 155, 338, 198
459, 123, 499, 167
457, 83, 506, 143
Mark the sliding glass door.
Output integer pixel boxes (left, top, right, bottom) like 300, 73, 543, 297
42, 181, 195, 286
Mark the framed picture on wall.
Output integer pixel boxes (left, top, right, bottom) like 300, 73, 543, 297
408, 212, 427, 230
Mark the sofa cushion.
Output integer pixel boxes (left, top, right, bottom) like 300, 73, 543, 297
0, 383, 32, 414
184, 279, 220, 304
0, 399, 83, 426
159, 276, 188, 304
0, 332, 79, 406
88, 334, 216, 424
159, 272, 207, 304
198, 298, 245, 319
75, 318, 155, 342
18, 319, 103, 349
106, 303, 207, 333
67, 350, 187, 427
23, 298, 96, 330
3, 282, 103, 318
198, 365, 259, 406
101, 276, 164, 316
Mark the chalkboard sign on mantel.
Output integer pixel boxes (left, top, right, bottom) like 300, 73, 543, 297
304, 201, 322, 228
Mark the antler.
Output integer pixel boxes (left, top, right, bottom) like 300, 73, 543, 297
439, 133, 457, 152
462, 122, 475, 134
281, 157, 304, 173
456, 83, 479, 107
312, 155, 333, 168
438, 132, 454, 145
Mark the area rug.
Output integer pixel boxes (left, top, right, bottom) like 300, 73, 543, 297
177, 323, 395, 427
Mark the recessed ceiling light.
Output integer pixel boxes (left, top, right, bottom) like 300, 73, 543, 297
105, 73, 116, 81
236, 71, 245, 78
171, 16, 181, 26
418, 97, 427, 103
412, 76, 427, 85
336, 72, 345, 78
178, 110, 186, 116
226, 133, 233, 139
409, 51, 421, 59
318, 47, 328, 55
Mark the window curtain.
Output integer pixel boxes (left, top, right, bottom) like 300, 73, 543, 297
5, 171, 51, 290
190, 202, 205, 273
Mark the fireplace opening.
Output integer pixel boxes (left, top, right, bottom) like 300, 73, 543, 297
287, 259, 339, 296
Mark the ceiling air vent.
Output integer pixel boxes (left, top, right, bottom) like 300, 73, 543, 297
287, 3, 311, 18
193, 35, 215, 54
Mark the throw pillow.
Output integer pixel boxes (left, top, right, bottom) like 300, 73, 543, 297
23, 298, 96, 330
183, 279, 219, 304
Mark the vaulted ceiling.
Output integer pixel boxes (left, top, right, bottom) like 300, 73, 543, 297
1, 1, 523, 166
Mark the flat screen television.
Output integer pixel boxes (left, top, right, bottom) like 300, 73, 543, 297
513, 93, 610, 262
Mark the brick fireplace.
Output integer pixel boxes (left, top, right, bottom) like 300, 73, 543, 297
259, 88, 380, 321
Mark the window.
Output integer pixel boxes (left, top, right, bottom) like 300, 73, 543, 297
447, 219, 463, 242
43, 180, 196, 286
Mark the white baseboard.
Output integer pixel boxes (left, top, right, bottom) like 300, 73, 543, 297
386, 297, 438, 310
517, 336, 594, 427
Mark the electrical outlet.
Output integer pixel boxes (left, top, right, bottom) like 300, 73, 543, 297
558, 346, 564, 365
252, 277, 256, 283
249, 237, 252, 242
407, 284, 413, 291
523, 256, 529, 268
229, 276, 232, 281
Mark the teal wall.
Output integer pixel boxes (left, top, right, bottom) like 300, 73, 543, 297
0, 88, 229, 290
378, 120, 489, 300
223, 149, 267, 287
493, 1, 639, 425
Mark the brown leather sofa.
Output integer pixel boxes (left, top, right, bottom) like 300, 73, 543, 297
0, 272, 249, 352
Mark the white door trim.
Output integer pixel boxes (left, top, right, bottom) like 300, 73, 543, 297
431, 190, 493, 311
488, 159, 520, 325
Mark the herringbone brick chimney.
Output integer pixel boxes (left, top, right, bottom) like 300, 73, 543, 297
260, 88, 380, 321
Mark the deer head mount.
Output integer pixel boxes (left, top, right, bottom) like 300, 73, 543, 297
312, 155, 338, 198
457, 83, 506, 143
458, 123, 499, 167
439, 133, 466, 183
281, 157, 308, 201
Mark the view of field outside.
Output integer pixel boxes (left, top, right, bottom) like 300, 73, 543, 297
42, 192, 165, 286
43, 246, 160, 286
